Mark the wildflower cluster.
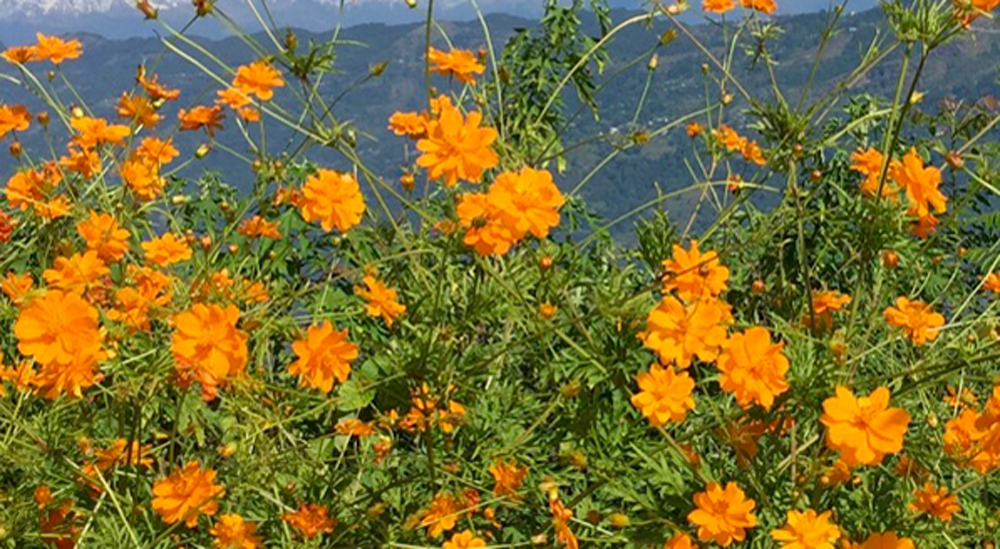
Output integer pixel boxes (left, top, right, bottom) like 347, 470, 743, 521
1, 0, 1000, 547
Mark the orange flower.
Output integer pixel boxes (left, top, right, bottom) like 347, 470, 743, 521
32, 33, 82, 64
549, 498, 578, 549
805, 290, 851, 331
1, 46, 36, 64
42, 251, 110, 294
686, 122, 703, 138
883, 297, 944, 346
419, 492, 463, 537
717, 327, 790, 410
641, 296, 731, 368
909, 483, 960, 521
117, 93, 161, 128
139, 70, 181, 101
859, 532, 915, 549
152, 461, 225, 527
36, 196, 72, 221
238, 216, 281, 239
428, 47, 485, 84
70, 116, 131, 149
820, 459, 854, 486
34, 352, 102, 400
2, 272, 34, 305
0, 104, 31, 140
742, 0, 777, 14
171, 304, 248, 401
771, 509, 840, 549
984, 272, 1000, 293
890, 147, 947, 217
955, 0, 1000, 25
943, 385, 978, 408
210, 514, 262, 549
298, 169, 366, 233
741, 140, 766, 165
443, 530, 486, 549
91, 438, 154, 471
715, 124, 746, 151
233, 60, 285, 101
179, 105, 225, 136
289, 321, 358, 393
107, 266, 173, 332
136, 136, 179, 166
143, 234, 193, 267
662, 240, 729, 300
687, 482, 757, 547
355, 275, 406, 327
216, 87, 252, 110
944, 408, 990, 469
416, 99, 498, 187
851, 147, 897, 199
487, 167, 565, 240
76, 210, 130, 261
820, 386, 911, 465
664, 533, 695, 549
703, 0, 736, 13
908, 210, 939, 239
388, 111, 427, 138
15, 289, 102, 366
456, 192, 516, 256
60, 146, 101, 179
489, 460, 528, 500
121, 158, 165, 201
282, 502, 336, 539
334, 417, 375, 437
631, 364, 696, 426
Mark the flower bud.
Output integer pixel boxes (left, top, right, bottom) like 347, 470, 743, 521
647, 54, 658, 71
8, 142, 22, 158
881, 250, 899, 269
608, 513, 630, 528
136, 0, 158, 19
400, 173, 415, 193
195, 143, 211, 158
946, 151, 965, 170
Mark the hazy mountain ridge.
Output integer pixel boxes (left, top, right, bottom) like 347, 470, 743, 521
1, 6, 997, 237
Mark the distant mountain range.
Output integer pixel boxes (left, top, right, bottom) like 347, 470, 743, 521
0, 4, 995, 238
0, 0, 880, 41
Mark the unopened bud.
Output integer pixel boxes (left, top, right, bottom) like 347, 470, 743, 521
193, 0, 213, 17
370, 61, 387, 77
195, 143, 211, 158
400, 173, 415, 193
946, 151, 964, 170
647, 54, 658, 71
608, 513, 630, 528
881, 250, 899, 269
9, 142, 22, 157
136, 0, 158, 19
37, 112, 50, 126
70, 106, 84, 119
